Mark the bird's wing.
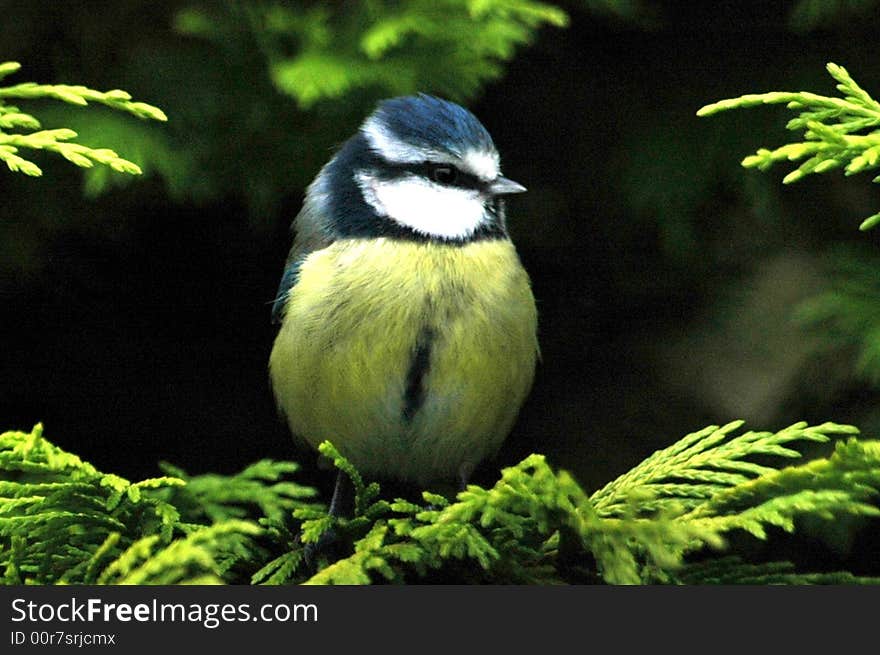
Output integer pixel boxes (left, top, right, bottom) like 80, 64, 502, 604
270, 256, 303, 325
271, 189, 336, 325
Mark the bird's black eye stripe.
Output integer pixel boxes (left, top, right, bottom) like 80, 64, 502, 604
423, 163, 482, 190
381, 161, 485, 191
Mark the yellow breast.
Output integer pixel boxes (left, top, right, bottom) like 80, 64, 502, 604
269, 237, 538, 484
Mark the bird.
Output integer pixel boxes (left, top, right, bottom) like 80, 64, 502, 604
269, 93, 538, 518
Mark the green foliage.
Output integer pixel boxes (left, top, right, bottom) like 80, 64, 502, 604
0, 424, 313, 584
2, 0, 575, 219
157, 459, 317, 525
176, 0, 568, 109
292, 422, 879, 585
698, 62, 880, 231
258, 425, 879, 584
2, 419, 879, 585
796, 247, 880, 386
788, 0, 880, 32
0, 0, 650, 216
0, 61, 166, 178
0, 0, 652, 265
590, 420, 842, 515
676, 556, 880, 584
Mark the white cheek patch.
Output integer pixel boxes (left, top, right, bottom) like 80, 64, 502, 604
356, 172, 487, 239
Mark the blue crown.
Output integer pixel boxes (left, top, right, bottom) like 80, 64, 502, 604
369, 94, 496, 156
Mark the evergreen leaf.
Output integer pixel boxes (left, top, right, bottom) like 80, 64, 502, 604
699, 61, 880, 230
0, 62, 165, 179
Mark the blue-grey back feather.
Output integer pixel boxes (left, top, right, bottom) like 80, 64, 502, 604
271, 259, 303, 324
271, 164, 336, 324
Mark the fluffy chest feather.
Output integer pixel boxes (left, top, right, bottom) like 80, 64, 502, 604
269, 237, 538, 482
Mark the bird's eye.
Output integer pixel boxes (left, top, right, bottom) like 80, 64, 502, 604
430, 165, 458, 185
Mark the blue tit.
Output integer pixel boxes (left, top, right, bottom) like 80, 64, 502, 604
269, 94, 538, 505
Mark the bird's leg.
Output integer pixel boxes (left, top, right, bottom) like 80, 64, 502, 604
328, 469, 356, 518
304, 470, 356, 568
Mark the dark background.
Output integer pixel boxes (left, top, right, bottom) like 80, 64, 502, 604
3, 1, 880, 574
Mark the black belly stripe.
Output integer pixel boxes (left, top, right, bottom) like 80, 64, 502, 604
402, 328, 434, 423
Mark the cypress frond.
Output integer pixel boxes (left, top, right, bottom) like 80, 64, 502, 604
2, 419, 879, 584
177, 1, 569, 109
0, 62, 165, 178
677, 555, 880, 584
0, 425, 313, 585
251, 550, 305, 585
157, 459, 316, 524
590, 421, 854, 516
698, 62, 880, 230
101, 521, 261, 585
690, 437, 880, 518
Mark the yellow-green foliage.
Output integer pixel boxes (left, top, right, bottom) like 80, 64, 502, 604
699, 62, 880, 230
0, 424, 314, 584
282, 424, 880, 585
0, 62, 166, 178
2, 421, 880, 585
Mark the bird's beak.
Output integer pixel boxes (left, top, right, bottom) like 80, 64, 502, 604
488, 176, 527, 196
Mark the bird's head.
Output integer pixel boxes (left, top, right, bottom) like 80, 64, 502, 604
311, 94, 525, 242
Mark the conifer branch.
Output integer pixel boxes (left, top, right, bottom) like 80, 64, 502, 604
676, 555, 880, 584
0, 62, 166, 178
3, 420, 879, 585
292, 422, 878, 585
0, 424, 312, 584
698, 62, 880, 230
176, 1, 568, 108
589, 420, 856, 516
